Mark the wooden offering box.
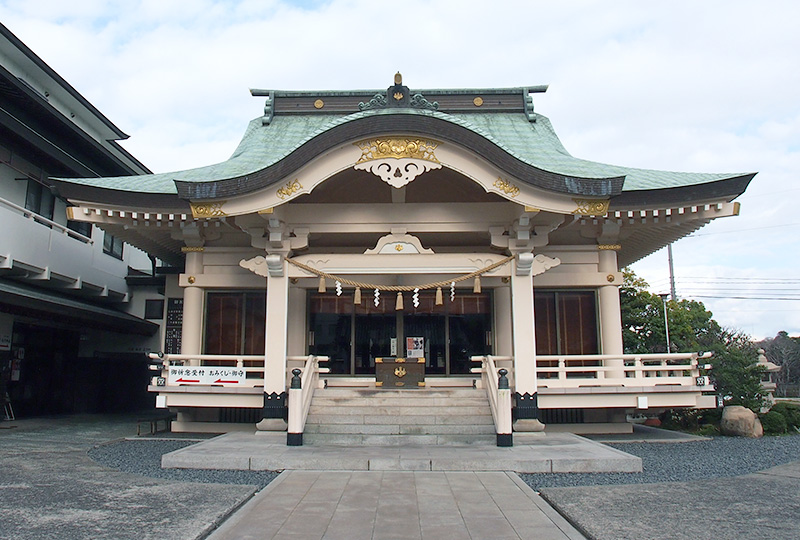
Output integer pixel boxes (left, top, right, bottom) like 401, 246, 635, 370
375, 357, 425, 388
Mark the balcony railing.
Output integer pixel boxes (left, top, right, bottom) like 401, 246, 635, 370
148, 353, 329, 389
535, 352, 713, 389
0, 195, 129, 297
0, 195, 92, 244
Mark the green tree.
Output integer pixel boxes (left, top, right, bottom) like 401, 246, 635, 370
620, 268, 765, 411
761, 331, 800, 397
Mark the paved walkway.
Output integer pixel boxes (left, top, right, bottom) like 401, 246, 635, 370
4, 416, 800, 540
539, 460, 800, 540
207, 470, 585, 540
0, 415, 256, 540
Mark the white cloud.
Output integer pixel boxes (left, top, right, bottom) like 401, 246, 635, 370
2, 0, 799, 338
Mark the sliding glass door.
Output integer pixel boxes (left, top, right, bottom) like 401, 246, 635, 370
308, 291, 492, 376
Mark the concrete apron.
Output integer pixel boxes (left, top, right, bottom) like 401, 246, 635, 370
162, 431, 641, 473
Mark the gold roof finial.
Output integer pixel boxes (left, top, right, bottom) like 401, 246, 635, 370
394, 72, 402, 85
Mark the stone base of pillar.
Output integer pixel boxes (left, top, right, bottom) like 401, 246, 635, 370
256, 418, 287, 431
514, 419, 546, 432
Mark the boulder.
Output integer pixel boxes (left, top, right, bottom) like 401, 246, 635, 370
720, 405, 763, 438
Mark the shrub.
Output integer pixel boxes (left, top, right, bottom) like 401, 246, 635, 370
769, 402, 800, 430
660, 408, 721, 434
696, 424, 720, 436
760, 410, 788, 435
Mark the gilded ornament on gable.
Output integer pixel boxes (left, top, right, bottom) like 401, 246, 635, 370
598, 244, 622, 251
473, 97, 484, 107
573, 199, 610, 216
190, 202, 227, 218
355, 138, 441, 163
493, 178, 520, 197
354, 138, 443, 188
276, 179, 303, 200
314, 99, 324, 109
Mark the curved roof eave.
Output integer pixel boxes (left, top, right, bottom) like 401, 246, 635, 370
609, 174, 756, 209
52, 107, 754, 207
173, 110, 625, 200
51, 181, 190, 210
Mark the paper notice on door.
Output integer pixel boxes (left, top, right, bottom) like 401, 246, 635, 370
406, 337, 424, 358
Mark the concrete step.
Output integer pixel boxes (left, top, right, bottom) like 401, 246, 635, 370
305, 413, 494, 426
304, 423, 496, 435
311, 396, 491, 407
304, 386, 496, 446
313, 388, 484, 398
307, 405, 492, 416
303, 433, 497, 446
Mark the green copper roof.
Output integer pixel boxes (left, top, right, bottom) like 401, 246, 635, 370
54, 106, 751, 197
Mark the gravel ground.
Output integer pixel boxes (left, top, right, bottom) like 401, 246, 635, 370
89, 439, 279, 488
522, 433, 800, 490
90, 433, 800, 494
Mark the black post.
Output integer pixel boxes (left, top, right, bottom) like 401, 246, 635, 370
496, 368, 512, 447
287, 368, 304, 446
498, 368, 509, 390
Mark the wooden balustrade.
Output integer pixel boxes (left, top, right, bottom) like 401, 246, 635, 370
471, 355, 513, 446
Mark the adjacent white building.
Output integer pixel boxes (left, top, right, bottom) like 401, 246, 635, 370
0, 23, 160, 416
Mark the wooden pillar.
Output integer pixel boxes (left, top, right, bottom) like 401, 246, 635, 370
510, 253, 542, 429
494, 285, 513, 358
598, 247, 624, 378
181, 249, 204, 362
261, 255, 289, 427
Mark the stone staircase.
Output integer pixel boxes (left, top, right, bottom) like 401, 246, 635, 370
303, 387, 497, 446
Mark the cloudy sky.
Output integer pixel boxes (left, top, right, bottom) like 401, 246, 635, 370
2, 0, 798, 339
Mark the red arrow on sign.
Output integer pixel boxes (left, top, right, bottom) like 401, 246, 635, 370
176, 378, 200, 383
214, 379, 239, 384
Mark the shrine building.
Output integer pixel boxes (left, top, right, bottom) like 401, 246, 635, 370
52, 75, 754, 442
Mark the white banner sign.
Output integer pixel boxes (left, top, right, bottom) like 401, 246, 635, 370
168, 366, 246, 385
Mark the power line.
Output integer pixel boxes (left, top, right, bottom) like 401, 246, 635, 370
683, 295, 800, 301
687, 222, 800, 237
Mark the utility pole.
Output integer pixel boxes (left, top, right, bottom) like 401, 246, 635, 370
667, 244, 677, 300
659, 293, 671, 353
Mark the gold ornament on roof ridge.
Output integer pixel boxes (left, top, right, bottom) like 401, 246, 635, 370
493, 178, 520, 197
276, 179, 303, 200
190, 202, 227, 218
355, 138, 441, 164
573, 199, 610, 216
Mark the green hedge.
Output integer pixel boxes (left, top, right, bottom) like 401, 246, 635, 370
760, 410, 788, 435
769, 402, 800, 430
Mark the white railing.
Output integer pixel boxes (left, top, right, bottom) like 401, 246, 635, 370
287, 355, 330, 445
0, 195, 93, 244
535, 352, 713, 389
471, 355, 513, 446
147, 353, 329, 391
148, 352, 269, 387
